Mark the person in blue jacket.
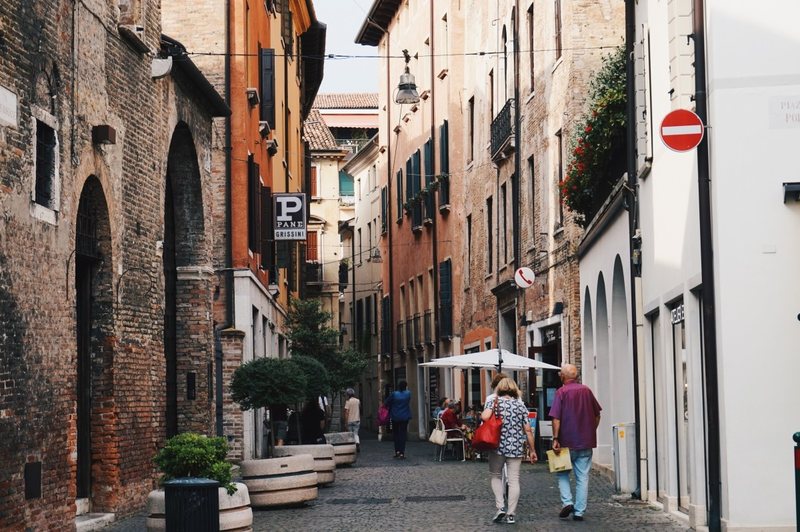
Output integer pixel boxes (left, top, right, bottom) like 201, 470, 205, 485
384, 380, 412, 458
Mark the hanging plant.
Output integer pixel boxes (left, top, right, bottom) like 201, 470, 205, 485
560, 46, 627, 226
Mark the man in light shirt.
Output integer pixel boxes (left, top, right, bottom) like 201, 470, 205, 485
344, 388, 361, 451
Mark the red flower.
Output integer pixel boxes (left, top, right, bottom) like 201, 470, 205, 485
585, 125, 592, 133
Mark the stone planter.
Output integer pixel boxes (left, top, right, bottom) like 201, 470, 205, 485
323, 432, 357, 466
240, 455, 318, 507
146, 481, 252, 531
272, 444, 336, 486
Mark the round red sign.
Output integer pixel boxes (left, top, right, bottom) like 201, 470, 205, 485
660, 109, 704, 152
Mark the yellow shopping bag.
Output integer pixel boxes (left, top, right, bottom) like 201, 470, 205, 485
546, 448, 573, 473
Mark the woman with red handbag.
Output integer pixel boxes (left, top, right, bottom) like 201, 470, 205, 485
479, 377, 537, 525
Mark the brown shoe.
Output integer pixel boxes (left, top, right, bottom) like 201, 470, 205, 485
559, 505, 574, 519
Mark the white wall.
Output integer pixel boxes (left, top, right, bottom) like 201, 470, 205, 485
579, 210, 634, 468
706, 1, 800, 528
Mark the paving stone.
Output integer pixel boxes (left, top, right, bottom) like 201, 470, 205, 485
107, 435, 690, 531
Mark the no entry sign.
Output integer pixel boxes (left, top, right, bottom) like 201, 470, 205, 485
660, 109, 704, 152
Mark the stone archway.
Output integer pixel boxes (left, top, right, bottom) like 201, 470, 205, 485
595, 272, 612, 464
611, 255, 634, 423
74, 176, 115, 511
164, 123, 214, 435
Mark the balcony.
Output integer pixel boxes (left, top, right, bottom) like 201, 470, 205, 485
405, 319, 414, 351
423, 309, 433, 344
491, 98, 515, 162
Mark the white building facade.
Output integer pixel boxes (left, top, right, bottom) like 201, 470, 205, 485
582, 1, 800, 530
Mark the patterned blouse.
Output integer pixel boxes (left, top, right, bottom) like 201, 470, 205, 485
484, 396, 529, 458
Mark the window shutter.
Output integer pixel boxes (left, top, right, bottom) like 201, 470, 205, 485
439, 121, 450, 206
381, 295, 391, 354
405, 159, 413, 203
310, 166, 318, 197
260, 186, 274, 272
306, 231, 318, 261
396, 170, 403, 221
424, 139, 434, 219
411, 150, 422, 226
380, 186, 387, 233
248, 155, 260, 251
438, 259, 453, 337
259, 49, 276, 127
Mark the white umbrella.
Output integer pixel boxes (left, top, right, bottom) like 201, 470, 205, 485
419, 348, 561, 371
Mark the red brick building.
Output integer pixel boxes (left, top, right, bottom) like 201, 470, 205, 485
0, 0, 228, 527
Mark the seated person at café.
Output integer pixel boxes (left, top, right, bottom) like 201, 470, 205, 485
441, 401, 468, 432
433, 397, 449, 420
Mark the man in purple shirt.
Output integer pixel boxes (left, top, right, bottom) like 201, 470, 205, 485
550, 363, 602, 521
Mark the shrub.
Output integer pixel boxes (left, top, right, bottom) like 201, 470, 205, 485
154, 432, 236, 494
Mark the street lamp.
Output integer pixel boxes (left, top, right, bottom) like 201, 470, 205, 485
395, 49, 420, 105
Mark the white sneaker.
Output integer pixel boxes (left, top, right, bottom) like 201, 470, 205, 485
492, 509, 506, 523
505, 515, 516, 524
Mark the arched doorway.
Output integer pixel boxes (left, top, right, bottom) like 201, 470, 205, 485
163, 123, 212, 436
75, 176, 113, 509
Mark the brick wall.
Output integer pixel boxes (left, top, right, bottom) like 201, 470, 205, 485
220, 328, 245, 462
0, 0, 222, 527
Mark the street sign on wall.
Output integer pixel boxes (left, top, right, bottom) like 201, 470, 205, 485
660, 109, 704, 152
273, 193, 307, 240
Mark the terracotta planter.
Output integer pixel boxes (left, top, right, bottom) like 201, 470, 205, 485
240, 455, 318, 507
272, 444, 336, 486
146, 481, 252, 531
324, 432, 357, 466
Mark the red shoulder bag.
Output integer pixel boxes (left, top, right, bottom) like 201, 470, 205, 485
471, 399, 502, 451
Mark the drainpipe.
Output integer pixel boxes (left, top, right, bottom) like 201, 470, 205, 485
693, 1, 721, 529
624, 0, 643, 500
216, 0, 233, 437
429, 2, 439, 364
512, 0, 521, 272
385, 34, 395, 390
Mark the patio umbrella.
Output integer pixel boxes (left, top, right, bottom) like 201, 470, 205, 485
419, 348, 561, 372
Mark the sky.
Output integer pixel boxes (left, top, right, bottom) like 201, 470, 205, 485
314, 0, 379, 94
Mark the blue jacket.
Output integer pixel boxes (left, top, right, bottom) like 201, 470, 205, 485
385, 390, 412, 421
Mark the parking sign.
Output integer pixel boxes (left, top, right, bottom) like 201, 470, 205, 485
273, 193, 307, 240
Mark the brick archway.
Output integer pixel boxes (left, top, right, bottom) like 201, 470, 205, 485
75, 176, 116, 511
164, 123, 214, 435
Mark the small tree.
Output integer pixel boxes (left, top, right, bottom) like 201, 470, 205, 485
285, 298, 339, 367
230, 357, 307, 411
291, 355, 331, 400
329, 347, 370, 393
154, 432, 237, 494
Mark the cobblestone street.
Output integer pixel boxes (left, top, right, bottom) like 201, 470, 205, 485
110, 434, 689, 531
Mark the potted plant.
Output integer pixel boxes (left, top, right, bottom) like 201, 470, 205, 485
146, 432, 252, 531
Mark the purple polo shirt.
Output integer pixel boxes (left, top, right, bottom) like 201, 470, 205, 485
548, 381, 602, 451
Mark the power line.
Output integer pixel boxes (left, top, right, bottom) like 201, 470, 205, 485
185, 43, 621, 60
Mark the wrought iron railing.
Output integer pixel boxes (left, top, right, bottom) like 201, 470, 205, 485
490, 98, 515, 160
